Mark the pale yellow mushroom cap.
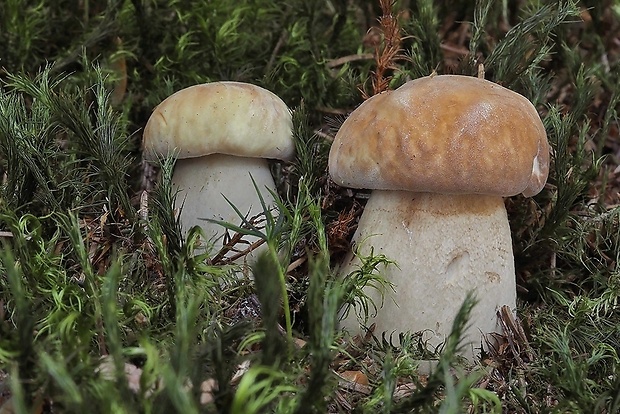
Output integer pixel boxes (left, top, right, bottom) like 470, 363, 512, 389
328, 75, 549, 197
143, 81, 295, 162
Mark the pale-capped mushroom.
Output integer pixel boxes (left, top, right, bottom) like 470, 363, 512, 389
143, 81, 294, 259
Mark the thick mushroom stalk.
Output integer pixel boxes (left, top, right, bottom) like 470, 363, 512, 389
329, 75, 550, 360
339, 191, 515, 358
172, 154, 277, 256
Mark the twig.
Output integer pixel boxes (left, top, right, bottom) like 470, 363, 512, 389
327, 53, 374, 68
209, 213, 267, 265
439, 43, 469, 56
266, 29, 289, 74
286, 256, 307, 273
219, 238, 266, 265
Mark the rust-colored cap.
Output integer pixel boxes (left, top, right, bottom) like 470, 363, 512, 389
143, 81, 294, 162
328, 75, 549, 197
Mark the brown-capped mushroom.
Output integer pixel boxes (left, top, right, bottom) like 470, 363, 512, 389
329, 74, 549, 358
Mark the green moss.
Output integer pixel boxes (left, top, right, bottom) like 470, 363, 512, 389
0, 0, 619, 412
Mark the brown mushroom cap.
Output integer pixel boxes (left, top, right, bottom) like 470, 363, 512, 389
143, 81, 294, 162
328, 75, 549, 197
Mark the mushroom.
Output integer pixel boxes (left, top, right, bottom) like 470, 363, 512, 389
329, 75, 549, 358
143, 81, 294, 259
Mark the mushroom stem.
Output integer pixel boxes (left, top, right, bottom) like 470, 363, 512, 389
172, 153, 276, 255
339, 190, 516, 358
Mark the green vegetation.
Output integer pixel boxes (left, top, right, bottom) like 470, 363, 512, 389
0, 0, 619, 412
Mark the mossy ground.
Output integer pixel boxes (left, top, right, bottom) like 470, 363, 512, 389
0, 0, 619, 412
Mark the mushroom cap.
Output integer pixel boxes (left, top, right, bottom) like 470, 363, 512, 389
328, 75, 549, 197
143, 81, 295, 162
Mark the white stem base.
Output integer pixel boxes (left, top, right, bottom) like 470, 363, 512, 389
339, 191, 516, 360
172, 154, 276, 260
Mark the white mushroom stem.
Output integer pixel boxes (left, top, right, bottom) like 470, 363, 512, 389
172, 153, 277, 257
339, 190, 516, 359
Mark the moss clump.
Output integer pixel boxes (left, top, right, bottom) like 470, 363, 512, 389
0, 0, 619, 412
